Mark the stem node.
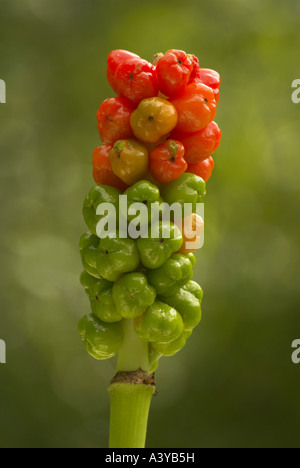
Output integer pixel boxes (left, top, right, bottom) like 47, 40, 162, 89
108, 370, 155, 448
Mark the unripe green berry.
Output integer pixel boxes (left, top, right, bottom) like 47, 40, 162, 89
96, 233, 140, 281
112, 272, 156, 319
79, 231, 101, 279
78, 314, 123, 360
83, 185, 121, 236
161, 281, 203, 331
80, 271, 112, 297
80, 270, 97, 295
147, 253, 194, 296
148, 346, 161, 373
134, 300, 183, 343
91, 288, 123, 323
160, 172, 206, 214
137, 222, 183, 269
152, 331, 191, 356
124, 180, 162, 228
186, 252, 196, 268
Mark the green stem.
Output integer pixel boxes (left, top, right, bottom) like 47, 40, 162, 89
116, 319, 150, 372
108, 319, 155, 448
109, 382, 154, 448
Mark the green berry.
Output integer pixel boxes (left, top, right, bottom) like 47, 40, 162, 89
80, 271, 112, 296
134, 300, 183, 343
123, 180, 165, 231
137, 222, 183, 269
79, 231, 101, 278
152, 331, 191, 356
83, 185, 121, 236
161, 281, 203, 331
91, 288, 123, 323
160, 173, 206, 215
78, 314, 123, 360
112, 272, 156, 319
96, 232, 140, 282
147, 253, 194, 296
148, 346, 161, 372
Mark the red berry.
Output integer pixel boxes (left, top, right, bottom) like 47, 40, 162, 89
169, 82, 217, 133
171, 121, 222, 164
96, 97, 136, 144
190, 68, 221, 89
213, 88, 220, 103
107, 50, 140, 94
156, 49, 193, 97
93, 145, 128, 191
149, 139, 187, 184
187, 157, 215, 182
114, 58, 159, 103
188, 54, 200, 82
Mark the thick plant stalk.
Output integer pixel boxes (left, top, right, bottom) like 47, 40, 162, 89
109, 372, 155, 448
116, 319, 150, 372
108, 319, 155, 448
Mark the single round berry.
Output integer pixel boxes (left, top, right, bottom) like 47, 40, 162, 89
96, 97, 136, 144
156, 49, 193, 97
107, 49, 140, 94
114, 57, 159, 103
169, 82, 217, 133
92, 145, 128, 191
187, 156, 215, 182
171, 121, 221, 164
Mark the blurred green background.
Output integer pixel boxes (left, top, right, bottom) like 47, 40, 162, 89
0, 0, 299, 448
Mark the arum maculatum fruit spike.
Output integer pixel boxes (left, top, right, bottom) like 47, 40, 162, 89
79, 48, 222, 375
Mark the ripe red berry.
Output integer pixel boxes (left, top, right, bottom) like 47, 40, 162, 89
171, 121, 222, 164
169, 82, 217, 133
107, 50, 140, 94
189, 67, 221, 103
190, 68, 221, 89
149, 139, 187, 184
93, 145, 128, 191
188, 54, 200, 82
96, 97, 136, 144
187, 156, 215, 182
213, 88, 220, 103
114, 58, 159, 103
156, 49, 193, 97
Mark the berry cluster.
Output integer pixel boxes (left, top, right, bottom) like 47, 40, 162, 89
79, 50, 221, 372
94, 49, 221, 188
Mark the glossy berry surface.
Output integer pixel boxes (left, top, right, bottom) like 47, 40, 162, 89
149, 139, 187, 184
187, 156, 215, 182
107, 49, 140, 94
172, 121, 221, 164
114, 58, 159, 103
96, 97, 136, 144
130, 97, 178, 144
169, 82, 217, 133
92, 145, 128, 191
156, 49, 193, 97
190, 67, 221, 89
